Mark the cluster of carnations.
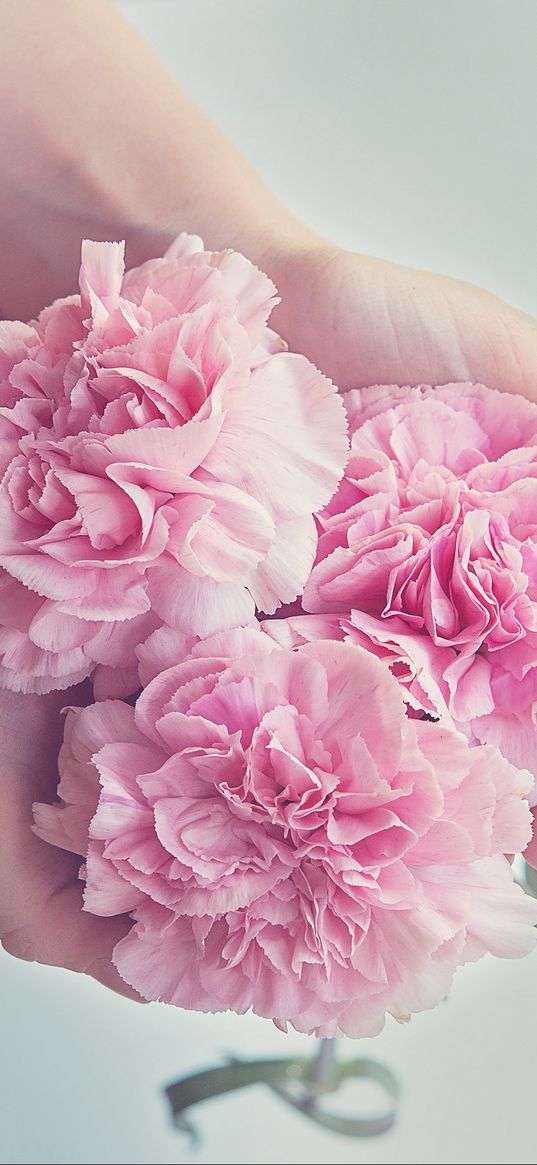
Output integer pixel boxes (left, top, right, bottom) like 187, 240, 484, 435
2, 234, 537, 1037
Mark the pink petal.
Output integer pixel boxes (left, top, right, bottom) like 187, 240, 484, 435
147, 563, 254, 637
248, 515, 317, 614
203, 352, 348, 520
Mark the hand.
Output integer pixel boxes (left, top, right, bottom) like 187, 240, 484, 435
0, 685, 140, 1000
3, 2, 537, 1002
267, 241, 537, 398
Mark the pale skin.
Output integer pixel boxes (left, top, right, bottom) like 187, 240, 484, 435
1, 0, 537, 999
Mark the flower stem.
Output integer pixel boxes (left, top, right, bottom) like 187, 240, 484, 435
307, 1038, 338, 1093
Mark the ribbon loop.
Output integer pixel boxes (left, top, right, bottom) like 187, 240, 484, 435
164, 1039, 399, 1145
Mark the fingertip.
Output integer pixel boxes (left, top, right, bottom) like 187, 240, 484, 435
88, 956, 146, 1003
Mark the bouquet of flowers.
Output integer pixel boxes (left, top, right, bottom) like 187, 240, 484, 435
3, 235, 537, 1049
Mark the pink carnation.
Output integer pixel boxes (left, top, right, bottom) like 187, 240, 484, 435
33, 628, 536, 1038
303, 383, 537, 798
0, 235, 347, 694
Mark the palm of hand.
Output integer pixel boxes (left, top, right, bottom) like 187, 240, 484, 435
3, 244, 537, 996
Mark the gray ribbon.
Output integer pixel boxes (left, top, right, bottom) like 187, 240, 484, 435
164, 1038, 399, 1145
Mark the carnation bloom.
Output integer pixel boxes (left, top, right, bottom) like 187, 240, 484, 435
0, 235, 347, 695
303, 383, 537, 799
33, 627, 537, 1038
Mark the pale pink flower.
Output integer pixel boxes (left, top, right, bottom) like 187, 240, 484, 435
303, 383, 537, 801
33, 628, 536, 1038
0, 236, 347, 694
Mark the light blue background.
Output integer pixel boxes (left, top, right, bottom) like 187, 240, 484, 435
2, 3, 537, 1163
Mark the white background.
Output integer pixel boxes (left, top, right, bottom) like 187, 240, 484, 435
2, 3, 537, 1163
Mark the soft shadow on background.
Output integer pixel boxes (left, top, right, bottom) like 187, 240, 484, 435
2, 3, 537, 1163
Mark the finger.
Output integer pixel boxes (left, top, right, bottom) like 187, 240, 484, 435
0, 684, 143, 1001
2, 867, 143, 1002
